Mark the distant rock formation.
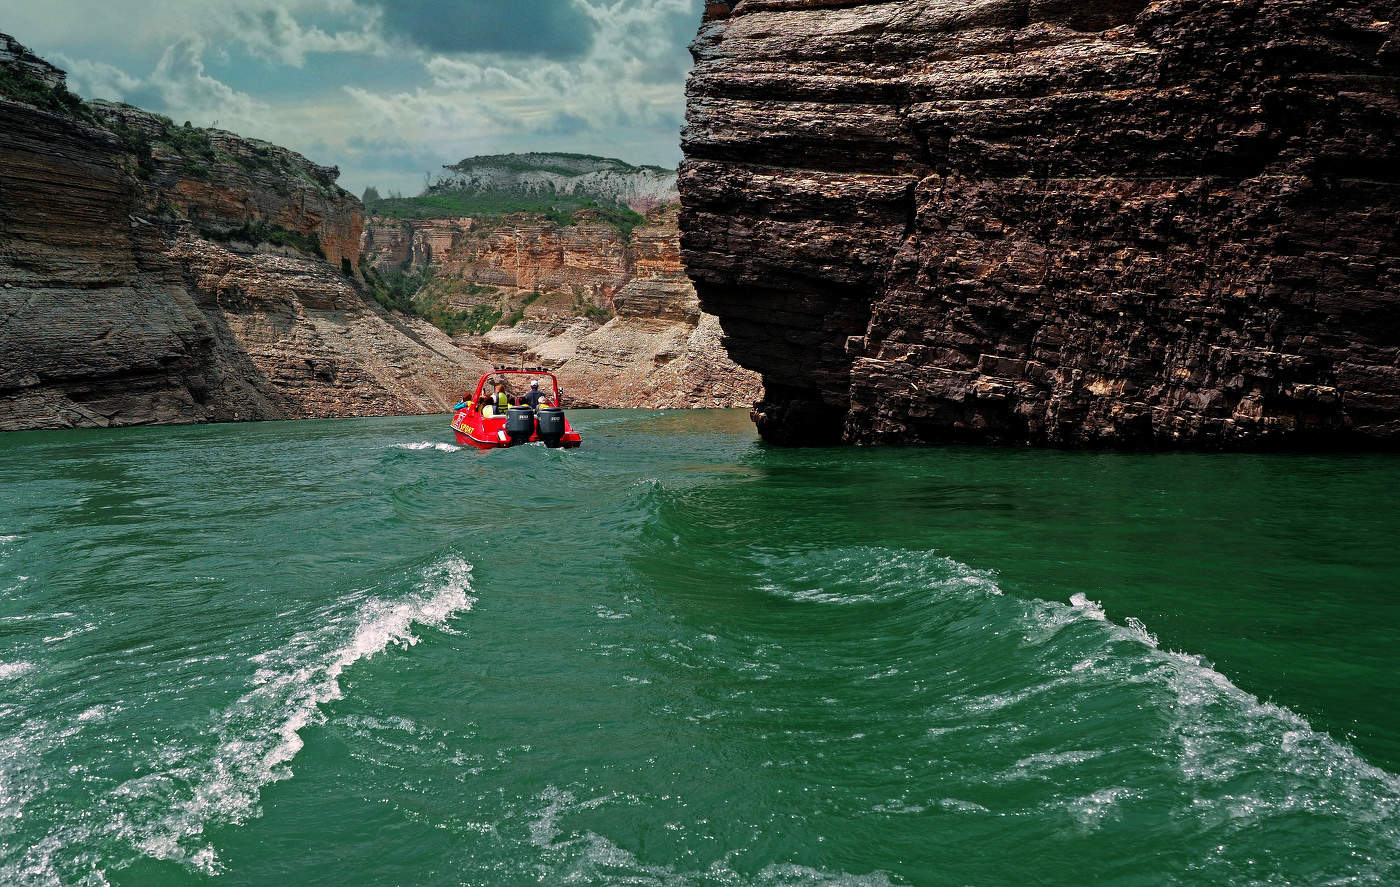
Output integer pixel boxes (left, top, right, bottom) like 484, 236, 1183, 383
361, 204, 762, 409
434, 153, 679, 214
0, 34, 483, 431
680, 1, 1400, 448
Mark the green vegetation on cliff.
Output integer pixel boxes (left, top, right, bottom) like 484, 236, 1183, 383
359, 262, 502, 337
444, 152, 671, 177
202, 221, 325, 260
364, 192, 644, 237
0, 64, 94, 121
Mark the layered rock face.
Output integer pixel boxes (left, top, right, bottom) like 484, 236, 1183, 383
363, 204, 762, 409
364, 212, 631, 304
0, 36, 482, 430
434, 153, 679, 213
681, 1, 1400, 447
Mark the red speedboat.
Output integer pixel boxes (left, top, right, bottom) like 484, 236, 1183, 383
450, 368, 582, 450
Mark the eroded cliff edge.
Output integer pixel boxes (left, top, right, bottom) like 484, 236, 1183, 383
0, 34, 482, 431
680, 1, 1400, 447
362, 203, 762, 409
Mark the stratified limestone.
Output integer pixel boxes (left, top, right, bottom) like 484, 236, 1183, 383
363, 204, 762, 409
0, 35, 483, 431
680, 0, 1400, 447
435, 153, 680, 214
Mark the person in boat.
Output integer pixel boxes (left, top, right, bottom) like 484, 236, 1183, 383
520, 379, 549, 411
492, 382, 511, 412
478, 381, 512, 418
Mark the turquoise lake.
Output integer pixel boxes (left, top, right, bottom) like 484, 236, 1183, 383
1, 410, 1397, 885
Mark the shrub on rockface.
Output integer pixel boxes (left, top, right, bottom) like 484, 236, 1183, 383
363, 191, 645, 238
0, 64, 95, 122
204, 221, 325, 259
358, 263, 503, 336
360, 261, 428, 313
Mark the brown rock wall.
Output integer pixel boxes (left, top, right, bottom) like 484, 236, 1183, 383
92, 102, 364, 270
364, 203, 763, 408
365, 213, 630, 306
680, 0, 1400, 447
0, 36, 483, 431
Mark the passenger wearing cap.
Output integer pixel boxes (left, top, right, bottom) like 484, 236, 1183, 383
521, 378, 548, 410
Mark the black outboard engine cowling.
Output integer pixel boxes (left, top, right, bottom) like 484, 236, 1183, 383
536, 407, 566, 447
505, 405, 536, 446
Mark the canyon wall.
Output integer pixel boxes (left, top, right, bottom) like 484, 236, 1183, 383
680, 1, 1400, 447
0, 35, 483, 431
362, 204, 762, 409
434, 153, 679, 214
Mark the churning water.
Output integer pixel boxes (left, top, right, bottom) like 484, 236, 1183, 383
1, 411, 1397, 885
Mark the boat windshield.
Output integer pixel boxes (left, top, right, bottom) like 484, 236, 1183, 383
473, 373, 560, 410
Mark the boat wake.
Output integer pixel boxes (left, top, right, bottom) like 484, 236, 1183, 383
0, 557, 475, 883
391, 441, 462, 453
743, 546, 1400, 874
520, 785, 899, 886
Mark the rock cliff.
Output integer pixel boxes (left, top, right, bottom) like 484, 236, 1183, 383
362, 204, 762, 409
0, 35, 483, 431
680, 0, 1400, 447
435, 153, 679, 214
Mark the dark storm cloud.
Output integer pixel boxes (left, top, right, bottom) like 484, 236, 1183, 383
367, 0, 596, 59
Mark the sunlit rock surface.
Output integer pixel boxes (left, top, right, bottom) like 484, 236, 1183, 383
362, 204, 762, 409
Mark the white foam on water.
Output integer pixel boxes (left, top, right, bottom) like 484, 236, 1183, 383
0, 716, 113, 887
1020, 586, 1400, 854
0, 661, 34, 681
937, 797, 991, 814
805, 549, 1400, 859
755, 548, 1398, 850
757, 549, 1002, 608
391, 441, 462, 453
42, 623, 96, 645
1008, 748, 1107, 778
1068, 592, 1106, 619
105, 556, 476, 876
1060, 786, 1142, 829
523, 786, 897, 886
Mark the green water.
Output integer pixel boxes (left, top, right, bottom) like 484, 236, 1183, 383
1, 410, 1397, 886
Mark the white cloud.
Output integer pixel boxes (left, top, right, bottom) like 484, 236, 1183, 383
8, 0, 702, 196
215, 1, 385, 67
52, 54, 144, 103
342, 0, 697, 182
146, 36, 270, 132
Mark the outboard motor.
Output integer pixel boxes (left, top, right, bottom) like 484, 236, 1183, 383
536, 407, 566, 448
505, 405, 536, 446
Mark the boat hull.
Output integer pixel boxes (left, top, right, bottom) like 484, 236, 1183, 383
450, 409, 581, 451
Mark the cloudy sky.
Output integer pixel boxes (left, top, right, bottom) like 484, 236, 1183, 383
3, 0, 703, 195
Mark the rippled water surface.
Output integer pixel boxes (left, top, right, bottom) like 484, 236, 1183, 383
1, 411, 1398, 886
